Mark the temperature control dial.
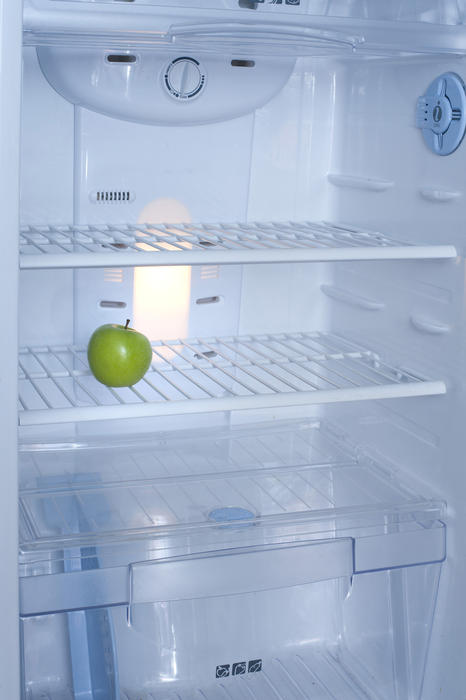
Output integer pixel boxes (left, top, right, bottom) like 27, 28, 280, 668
164, 57, 206, 101
416, 72, 466, 155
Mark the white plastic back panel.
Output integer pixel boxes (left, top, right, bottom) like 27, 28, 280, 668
189, 264, 243, 338
20, 49, 74, 224
20, 49, 75, 348
73, 267, 134, 344
73, 106, 256, 223
240, 58, 336, 338
73, 105, 255, 342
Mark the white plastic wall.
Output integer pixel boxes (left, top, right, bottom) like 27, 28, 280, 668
316, 55, 466, 699
0, 0, 23, 698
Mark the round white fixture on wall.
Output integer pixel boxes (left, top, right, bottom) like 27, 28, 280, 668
416, 72, 466, 156
163, 57, 206, 100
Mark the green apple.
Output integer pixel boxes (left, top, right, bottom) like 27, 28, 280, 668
87, 319, 152, 387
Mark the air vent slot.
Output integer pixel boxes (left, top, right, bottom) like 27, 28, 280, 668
106, 54, 137, 64
104, 269, 124, 283
90, 191, 135, 203
201, 265, 220, 280
196, 296, 221, 305
231, 60, 256, 68
99, 300, 127, 309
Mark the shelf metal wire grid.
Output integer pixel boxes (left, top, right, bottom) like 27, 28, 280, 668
19, 221, 456, 268
18, 331, 446, 425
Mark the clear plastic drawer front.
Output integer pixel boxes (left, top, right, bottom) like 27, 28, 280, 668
129, 538, 354, 605
19, 419, 446, 700
22, 559, 444, 700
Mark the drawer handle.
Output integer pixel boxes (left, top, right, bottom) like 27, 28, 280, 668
129, 538, 354, 606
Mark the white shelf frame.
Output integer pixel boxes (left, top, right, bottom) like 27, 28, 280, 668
18, 331, 446, 426
19, 221, 457, 269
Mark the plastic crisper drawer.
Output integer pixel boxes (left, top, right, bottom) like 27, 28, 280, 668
19, 419, 445, 700
19, 419, 445, 612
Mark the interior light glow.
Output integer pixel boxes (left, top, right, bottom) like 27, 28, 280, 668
133, 198, 192, 342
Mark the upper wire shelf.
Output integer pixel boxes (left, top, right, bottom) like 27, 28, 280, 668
19, 221, 456, 269
18, 331, 446, 426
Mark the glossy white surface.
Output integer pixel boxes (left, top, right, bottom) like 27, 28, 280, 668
0, 0, 22, 698
37, 47, 295, 125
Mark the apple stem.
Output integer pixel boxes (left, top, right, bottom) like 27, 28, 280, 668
125, 319, 130, 330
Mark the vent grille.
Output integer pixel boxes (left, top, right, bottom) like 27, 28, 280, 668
90, 191, 135, 204
104, 269, 124, 283
201, 265, 220, 280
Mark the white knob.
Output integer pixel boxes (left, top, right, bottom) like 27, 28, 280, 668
164, 58, 205, 100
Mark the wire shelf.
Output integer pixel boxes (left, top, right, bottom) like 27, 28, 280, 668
19, 221, 456, 269
18, 331, 446, 426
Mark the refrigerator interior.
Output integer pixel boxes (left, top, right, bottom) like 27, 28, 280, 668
17, 11, 466, 699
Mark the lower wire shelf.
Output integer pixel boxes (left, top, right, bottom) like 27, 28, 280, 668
18, 330, 446, 425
